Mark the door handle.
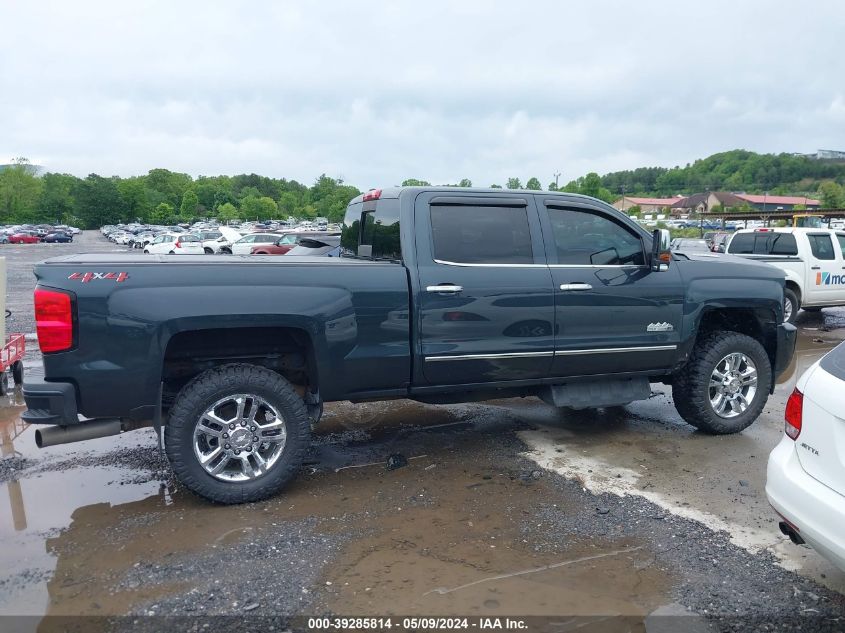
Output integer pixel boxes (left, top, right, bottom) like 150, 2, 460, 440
811, 266, 821, 270
559, 283, 593, 291
426, 284, 463, 294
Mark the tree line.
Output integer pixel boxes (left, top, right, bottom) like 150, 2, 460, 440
596, 149, 845, 206
3, 149, 845, 229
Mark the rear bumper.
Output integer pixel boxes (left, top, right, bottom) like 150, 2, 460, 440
766, 436, 845, 572
774, 322, 797, 381
21, 380, 80, 426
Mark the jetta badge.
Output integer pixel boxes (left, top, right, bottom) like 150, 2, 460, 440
647, 322, 674, 332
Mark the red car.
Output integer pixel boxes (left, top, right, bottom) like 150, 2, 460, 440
250, 231, 340, 255
9, 231, 41, 244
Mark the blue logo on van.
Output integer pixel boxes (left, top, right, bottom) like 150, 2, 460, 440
816, 272, 845, 286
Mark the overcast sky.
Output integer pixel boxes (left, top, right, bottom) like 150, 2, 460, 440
2, 0, 843, 189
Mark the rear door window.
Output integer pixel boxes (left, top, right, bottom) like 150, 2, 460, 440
430, 205, 533, 264
808, 234, 836, 260
837, 234, 845, 259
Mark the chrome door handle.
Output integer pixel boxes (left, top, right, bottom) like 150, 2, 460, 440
426, 284, 463, 293
559, 283, 593, 291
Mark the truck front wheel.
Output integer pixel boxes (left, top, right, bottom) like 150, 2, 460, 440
672, 330, 771, 434
165, 363, 311, 504
783, 288, 800, 324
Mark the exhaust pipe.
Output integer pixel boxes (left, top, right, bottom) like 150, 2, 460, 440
779, 521, 805, 545
35, 419, 123, 448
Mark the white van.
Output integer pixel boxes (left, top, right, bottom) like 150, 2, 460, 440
726, 228, 845, 323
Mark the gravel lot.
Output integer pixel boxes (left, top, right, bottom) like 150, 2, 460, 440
1, 233, 844, 632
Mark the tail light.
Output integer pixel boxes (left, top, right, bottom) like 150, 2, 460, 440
34, 288, 74, 353
362, 189, 382, 201
785, 388, 803, 440
175, 240, 182, 248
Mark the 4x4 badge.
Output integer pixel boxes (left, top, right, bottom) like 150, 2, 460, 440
647, 322, 674, 332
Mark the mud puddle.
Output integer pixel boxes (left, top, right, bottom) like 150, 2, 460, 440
0, 398, 677, 623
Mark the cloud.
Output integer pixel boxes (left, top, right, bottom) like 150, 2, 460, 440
2, 0, 843, 188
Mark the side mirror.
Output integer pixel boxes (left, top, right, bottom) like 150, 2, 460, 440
651, 229, 671, 272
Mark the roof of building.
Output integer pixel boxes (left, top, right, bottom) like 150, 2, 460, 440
734, 193, 820, 206
621, 196, 681, 206
671, 192, 747, 208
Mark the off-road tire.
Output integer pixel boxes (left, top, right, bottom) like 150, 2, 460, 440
783, 288, 799, 324
165, 363, 311, 504
204, 247, 213, 254
11, 360, 23, 385
672, 330, 771, 434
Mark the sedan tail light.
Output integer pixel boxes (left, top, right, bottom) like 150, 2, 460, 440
784, 388, 803, 440
175, 240, 182, 248
34, 288, 75, 353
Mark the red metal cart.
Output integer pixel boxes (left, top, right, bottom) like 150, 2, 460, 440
1, 333, 25, 395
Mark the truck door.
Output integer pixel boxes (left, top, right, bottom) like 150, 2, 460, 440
413, 192, 555, 385
538, 199, 684, 377
804, 232, 845, 305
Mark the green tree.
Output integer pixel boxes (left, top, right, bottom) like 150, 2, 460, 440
74, 174, 125, 228
215, 202, 239, 222
526, 177, 542, 190
278, 191, 299, 217
179, 189, 199, 220
547, 181, 558, 191
149, 202, 175, 224
402, 178, 431, 186
819, 181, 845, 209
506, 177, 522, 189
240, 195, 278, 219
490, 184, 502, 189
39, 173, 79, 223
0, 157, 42, 222
457, 178, 472, 187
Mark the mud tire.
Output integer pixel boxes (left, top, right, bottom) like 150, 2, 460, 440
11, 360, 23, 385
165, 363, 311, 504
783, 288, 800, 324
672, 330, 771, 435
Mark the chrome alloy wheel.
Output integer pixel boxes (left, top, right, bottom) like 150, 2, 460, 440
784, 296, 794, 323
708, 353, 758, 419
193, 394, 287, 481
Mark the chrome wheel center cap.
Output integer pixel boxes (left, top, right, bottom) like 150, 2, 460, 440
230, 429, 252, 449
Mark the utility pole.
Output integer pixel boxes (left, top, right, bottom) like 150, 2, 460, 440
553, 172, 561, 189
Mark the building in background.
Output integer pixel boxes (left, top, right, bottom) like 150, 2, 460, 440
667, 192, 820, 215
612, 196, 683, 213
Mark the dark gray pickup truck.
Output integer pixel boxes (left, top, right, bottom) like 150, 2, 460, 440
23, 187, 797, 503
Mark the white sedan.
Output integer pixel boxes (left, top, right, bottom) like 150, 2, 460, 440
143, 233, 204, 255
231, 233, 282, 255
767, 341, 845, 571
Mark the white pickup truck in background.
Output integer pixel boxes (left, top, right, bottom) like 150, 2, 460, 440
726, 227, 845, 323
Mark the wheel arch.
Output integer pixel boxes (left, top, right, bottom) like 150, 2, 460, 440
693, 306, 779, 392
160, 325, 322, 413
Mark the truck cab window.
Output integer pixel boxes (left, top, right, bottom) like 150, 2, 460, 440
341, 199, 401, 260
547, 208, 645, 266
430, 205, 533, 264
808, 234, 836, 260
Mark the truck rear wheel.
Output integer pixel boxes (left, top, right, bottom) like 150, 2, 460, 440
783, 288, 799, 324
11, 360, 24, 385
672, 330, 771, 434
165, 363, 311, 504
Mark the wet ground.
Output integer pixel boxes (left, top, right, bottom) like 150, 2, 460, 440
2, 234, 845, 631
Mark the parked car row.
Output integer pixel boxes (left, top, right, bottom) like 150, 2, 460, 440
101, 221, 342, 257
1, 224, 79, 244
